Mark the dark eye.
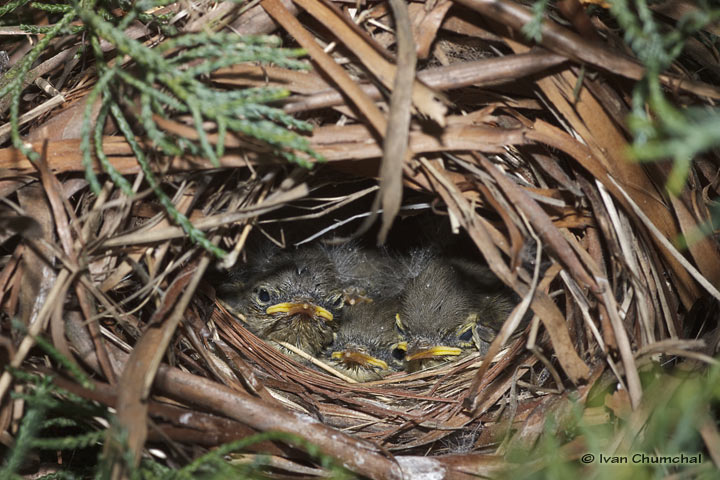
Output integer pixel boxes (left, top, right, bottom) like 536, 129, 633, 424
391, 342, 406, 361
331, 294, 344, 309
254, 287, 271, 305
458, 327, 474, 342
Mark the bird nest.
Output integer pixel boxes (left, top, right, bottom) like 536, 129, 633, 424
209, 300, 533, 451
2, 0, 720, 478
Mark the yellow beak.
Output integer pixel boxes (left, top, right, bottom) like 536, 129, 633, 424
406, 346, 462, 361
331, 351, 388, 370
265, 302, 334, 322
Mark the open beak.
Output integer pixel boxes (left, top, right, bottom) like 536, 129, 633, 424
406, 346, 462, 361
331, 351, 388, 370
266, 302, 334, 322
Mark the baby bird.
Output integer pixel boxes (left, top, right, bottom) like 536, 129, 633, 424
397, 258, 515, 372
218, 246, 345, 356
325, 243, 409, 305
323, 298, 407, 382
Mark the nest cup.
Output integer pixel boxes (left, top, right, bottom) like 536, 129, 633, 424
199, 170, 550, 455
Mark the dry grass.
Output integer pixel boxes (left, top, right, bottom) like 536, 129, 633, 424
1, 0, 719, 478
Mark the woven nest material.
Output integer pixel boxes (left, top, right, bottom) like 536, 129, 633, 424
2, 0, 720, 478
210, 301, 531, 451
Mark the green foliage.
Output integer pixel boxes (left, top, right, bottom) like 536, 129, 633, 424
0, 0, 33, 18
0, 371, 108, 478
521, 0, 551, 42
610, 0, 720, 195
1, 319, 346, 479
1, 0, 324, 259
30, 430, 106, 450
522, 0, 720, 195
502, 361, 720, 480
167, 432, 352, 480
1, 363, 347, 478
0, 374, 52, 477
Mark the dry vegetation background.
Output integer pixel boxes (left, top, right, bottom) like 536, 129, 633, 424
1, 0, 720, 478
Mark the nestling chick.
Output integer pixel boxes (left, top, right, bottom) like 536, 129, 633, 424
323, 298, 407, 382
218, 246, 345, 356
326, 244, 408, 304
398, 258, 515, 372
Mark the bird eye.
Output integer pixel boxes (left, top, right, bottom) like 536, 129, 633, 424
331, 294, 344, 309
458, 327, 474, 342
391, 348, 406, 361
254, 287, 271, 305
391, 341, 407, 361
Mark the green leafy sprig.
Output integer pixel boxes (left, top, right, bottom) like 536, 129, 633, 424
2, 1, 324, 258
